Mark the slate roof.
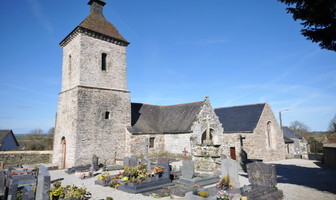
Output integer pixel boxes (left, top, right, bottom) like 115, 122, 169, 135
0, 129, 19, 146
128, 101, 204, 134
284, 136, 294, 143
214, 103, 266, 133
60, 0, 129, 47
282, 127, 302, 139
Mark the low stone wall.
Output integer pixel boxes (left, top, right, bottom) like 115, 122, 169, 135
0, 151, 52, 166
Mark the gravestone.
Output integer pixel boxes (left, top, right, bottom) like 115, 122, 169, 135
0, 161, 4, 171
244, 162, 283, 200
221, 158, 240, 188
157, 163, 170, 179
176, 160, 219, 186
23, 185, 34, 200
181, 160, 194, 179
0, 171, 5, 197
7, 183, 18, 200
143, 139, 151, 172
92, 154, 99, 168
130, 155, 138, 167
35, 165, 50, 200
123, 157, 130, 167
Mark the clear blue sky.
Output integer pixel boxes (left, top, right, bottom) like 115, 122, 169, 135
0, 0, 335, 134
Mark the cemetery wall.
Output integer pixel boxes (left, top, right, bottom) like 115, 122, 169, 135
0, 151, 52, 166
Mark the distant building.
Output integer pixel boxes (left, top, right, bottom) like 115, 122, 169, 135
282, 127, 309, 159
0, 129, 19, 151
322, 135, 336, 168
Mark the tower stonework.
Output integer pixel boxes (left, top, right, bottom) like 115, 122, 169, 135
52, 0, 131, 168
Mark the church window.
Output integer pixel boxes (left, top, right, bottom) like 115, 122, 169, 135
101, 53, 107, 71
267, 121, 272, 147
149, 137, 155, 148
104, 111, 110, 119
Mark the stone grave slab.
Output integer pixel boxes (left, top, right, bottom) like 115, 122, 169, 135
0, 171, 5, 197
221, 158, 240, 188
175, 160, 219, 186
244, 162, 283, 200
118, 162, 174, 193
35, 165, 50, 200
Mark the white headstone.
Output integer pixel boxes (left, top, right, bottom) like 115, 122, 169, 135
221, 158, 240, 188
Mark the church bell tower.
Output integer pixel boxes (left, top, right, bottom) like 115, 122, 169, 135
53, 0, 131, 168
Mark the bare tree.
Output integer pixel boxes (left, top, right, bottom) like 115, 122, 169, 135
289, 120, 310, 132
329, 114, 336, 133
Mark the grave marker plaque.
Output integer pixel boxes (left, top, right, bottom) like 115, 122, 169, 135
221, 158, 240, 188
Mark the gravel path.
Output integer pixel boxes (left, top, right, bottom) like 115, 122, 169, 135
49, 159, 336, 200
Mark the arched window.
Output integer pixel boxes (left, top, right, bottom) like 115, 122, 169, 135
267, 121, 272, 148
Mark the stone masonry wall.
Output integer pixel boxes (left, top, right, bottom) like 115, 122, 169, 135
0, 151, 52, 166
245, 103, 286, 161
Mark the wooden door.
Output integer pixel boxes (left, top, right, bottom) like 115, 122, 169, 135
230, 147, 236, 160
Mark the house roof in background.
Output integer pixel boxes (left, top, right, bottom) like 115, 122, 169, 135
128, 101, 204, 134
0, 129, 19, 146
214, 103, 266, 133
282, 126, 302, 139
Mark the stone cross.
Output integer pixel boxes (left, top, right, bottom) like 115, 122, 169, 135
239, 135, 246, 147
35, 165, 50, 200
144, 138, 151, 171
182, 148, 188, 160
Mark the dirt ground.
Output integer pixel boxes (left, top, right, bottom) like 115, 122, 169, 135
48, 159, 336, 200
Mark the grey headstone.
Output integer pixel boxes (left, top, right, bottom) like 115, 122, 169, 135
130, 155, 138, 167
35, 165, 50, 200
92, 154, 99, 167
7, 183, 18, 200
221, 158, 240, 187
247, 162, 277, 188
157, 163, 170, 179
123, 157, 130, 167
0, 171, 5, 195
23, 185, 34, 200
181, 160, 195, 179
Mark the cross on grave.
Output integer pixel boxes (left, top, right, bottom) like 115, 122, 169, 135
182, 148, 188, 160
239, 135, 246, 147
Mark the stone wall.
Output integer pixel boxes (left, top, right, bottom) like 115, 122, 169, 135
53, 31, 131, 168
0, 151, 52, 166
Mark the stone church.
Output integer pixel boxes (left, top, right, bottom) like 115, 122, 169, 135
52, 0, 285, 168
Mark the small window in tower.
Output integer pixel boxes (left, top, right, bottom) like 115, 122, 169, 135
149, 137, 155, 148
104, 111, 110, 119
68, 55, 72, 74
101, 53, 107, 71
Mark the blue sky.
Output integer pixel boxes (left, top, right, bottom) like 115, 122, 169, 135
0, 0, 335, 134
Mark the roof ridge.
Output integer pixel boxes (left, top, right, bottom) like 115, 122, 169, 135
215, 103, 266, 110
131, 101, 204, 107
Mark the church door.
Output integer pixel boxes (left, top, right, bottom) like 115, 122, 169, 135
230, 147, 236, 160
60, 137, 66, 169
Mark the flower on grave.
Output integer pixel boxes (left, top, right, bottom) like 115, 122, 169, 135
97, 172, 110, 181
152, 165, 165, 174
216, 190, 230, 200
216, 175, 232, 190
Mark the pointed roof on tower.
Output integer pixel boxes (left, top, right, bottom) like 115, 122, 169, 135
60, 0, 129, 47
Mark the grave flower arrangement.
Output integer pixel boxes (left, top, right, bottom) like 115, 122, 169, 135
216, 175, 233, 190
216, 190, 230, 200
121, 164, 150, 183
152, 165, 165, 175
49, 181, 91, 200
